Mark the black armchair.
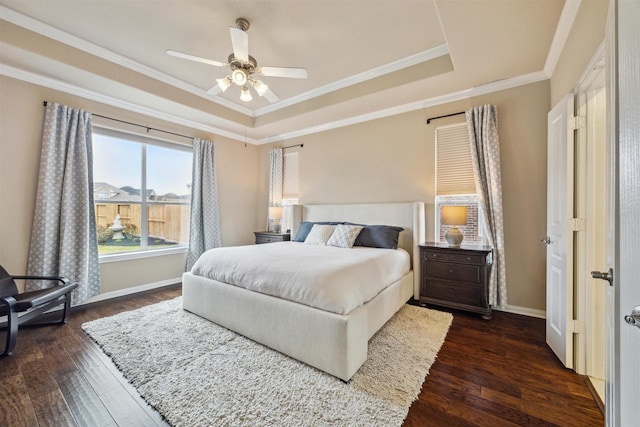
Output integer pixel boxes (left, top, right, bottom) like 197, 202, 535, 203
0, 265, 78, 356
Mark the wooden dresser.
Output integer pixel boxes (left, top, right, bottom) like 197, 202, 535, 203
254, 231, 291, 244
419, 242, 493, 319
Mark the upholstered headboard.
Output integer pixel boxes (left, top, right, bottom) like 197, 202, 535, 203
291, 202, 425, 299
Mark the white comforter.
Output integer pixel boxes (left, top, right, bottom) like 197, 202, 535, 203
190, 242, 410, 315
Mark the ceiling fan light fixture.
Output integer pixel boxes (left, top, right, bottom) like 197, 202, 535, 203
216, 75, 232, 92
240, 86, 253, 102
251, 78, 269, 97
232, 69, 248, 86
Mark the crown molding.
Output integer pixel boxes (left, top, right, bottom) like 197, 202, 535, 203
254, 44, 450, 116
0, 64, 259, 144
544, 0, 582, 78
0, 5, 254, 117
2, 58, 547, 147
1, 5, 449, 119
259, 70, 548, 144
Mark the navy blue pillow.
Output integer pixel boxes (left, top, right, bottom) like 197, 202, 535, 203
293, 221, 343, 242
346, 223, 405, 249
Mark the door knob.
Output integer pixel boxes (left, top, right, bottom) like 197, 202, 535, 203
624, 305, 640, 329
591, 268, 614, 286
541, 236, 552, 245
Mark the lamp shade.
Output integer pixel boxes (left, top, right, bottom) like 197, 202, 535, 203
441, 206, 468, 226
240, 86, 253, 102
268, 207, 283, 219
252, 78, 269, 96
216, 76, 232, 92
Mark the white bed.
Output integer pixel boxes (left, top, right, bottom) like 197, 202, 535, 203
182, 201, 425, 381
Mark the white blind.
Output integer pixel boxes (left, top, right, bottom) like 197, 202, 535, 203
283, 152, 299, 199
436, 123, 477, 195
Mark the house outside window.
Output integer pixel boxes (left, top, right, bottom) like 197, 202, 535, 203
435, 123, 487, 245
92, 129, 192, 258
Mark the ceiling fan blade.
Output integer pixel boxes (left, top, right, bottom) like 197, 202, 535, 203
166, 49, 226, 67
264, 88, 280, 103
206, 85, 222, 96
229, 27, 249, 62
258, 66, 308, 79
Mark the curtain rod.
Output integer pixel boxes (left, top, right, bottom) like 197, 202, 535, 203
283, 143, 304, 149
43, 101, 194, 140
426, 111, 465, 124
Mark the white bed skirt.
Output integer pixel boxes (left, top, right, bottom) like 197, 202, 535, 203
182, 270, 414, 381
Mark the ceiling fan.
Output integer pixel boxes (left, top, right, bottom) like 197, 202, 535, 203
167, 18, 308, 103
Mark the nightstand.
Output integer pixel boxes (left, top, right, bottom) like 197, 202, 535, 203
254, 231, 291, 244
419, 242, 493, 319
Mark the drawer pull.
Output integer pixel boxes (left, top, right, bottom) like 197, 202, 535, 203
449, 269, 454, 273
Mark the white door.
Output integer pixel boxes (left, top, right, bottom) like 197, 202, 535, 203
545, 94, 575, 369
604, 0, 640, 424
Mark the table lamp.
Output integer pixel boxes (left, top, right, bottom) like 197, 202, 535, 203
269, 206, 283, 233
442, 205, 468, 247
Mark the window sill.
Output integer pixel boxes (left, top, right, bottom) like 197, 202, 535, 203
99, 246, 188, 264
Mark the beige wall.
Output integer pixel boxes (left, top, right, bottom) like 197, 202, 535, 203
0, 76, 259, 294
1, 0, 608, 309
550, 0, 609, 106
259, 80, 550, 312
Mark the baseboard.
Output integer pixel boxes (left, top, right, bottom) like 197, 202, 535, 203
79, 278, 182, 306
72, 280, 547, 319
583, 375, 605, 415
494, 304, 546, 319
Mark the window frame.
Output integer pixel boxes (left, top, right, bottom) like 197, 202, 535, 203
434, 122, 488, 245
92, 127, 192, 262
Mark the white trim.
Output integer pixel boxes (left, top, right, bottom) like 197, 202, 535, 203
0, 5, 448, 119
494, 304, 546, 319
544, 0, 582, 77
3, 63, 547, 147
260, 70, 548, 143
254, 44, 450, 116
0, 5, 253, 117
78, 278, 181, 306
0, 64, 260, 145
99, 246, 188, 264
1, 2, 577, 145
574, 42, 606, 90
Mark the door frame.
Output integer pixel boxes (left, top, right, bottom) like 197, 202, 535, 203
573, 43, 606, 379
606, 0, 640, 424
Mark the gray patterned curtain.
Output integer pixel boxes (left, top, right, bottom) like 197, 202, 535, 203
186, 139, 221, 271
267, 147, 283, 229
466, 105, 507, 308
26, 102, 101, 305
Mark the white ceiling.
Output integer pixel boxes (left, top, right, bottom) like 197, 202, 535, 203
0, 0, 568, 143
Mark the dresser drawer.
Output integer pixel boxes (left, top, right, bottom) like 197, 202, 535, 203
256, 235, 277, 244
426, 260, 481, 284
254, 232, 291, 244
425, 280, 481, 306
423, 250, 484, 265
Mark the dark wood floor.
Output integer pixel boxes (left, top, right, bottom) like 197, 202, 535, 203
1, 286, 603, 427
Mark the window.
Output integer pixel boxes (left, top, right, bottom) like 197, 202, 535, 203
435, 123, 486, 245
281, 152, 299, 233
92, 129, 192, 257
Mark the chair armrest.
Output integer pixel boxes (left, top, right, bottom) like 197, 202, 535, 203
0, 295, 17, 315
11, 276, 71, 286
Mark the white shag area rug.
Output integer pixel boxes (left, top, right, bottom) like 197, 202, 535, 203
82, 297, 452, 427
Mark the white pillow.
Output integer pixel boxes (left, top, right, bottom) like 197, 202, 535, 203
326, 224, 363, 248
304, 224, 336, 245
